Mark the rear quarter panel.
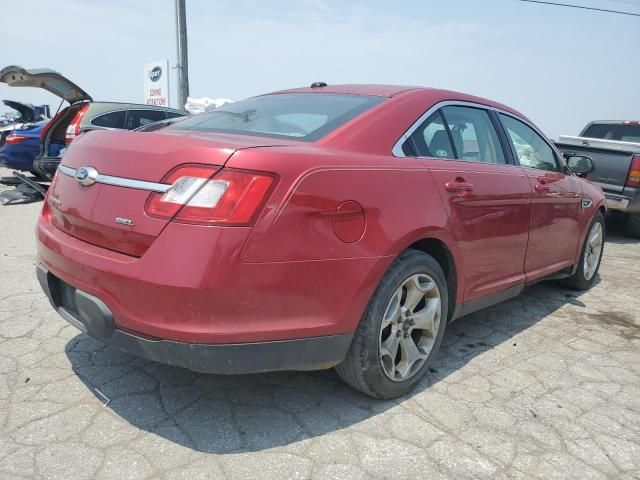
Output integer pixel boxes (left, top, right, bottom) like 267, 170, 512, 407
227, 147, 464, 303
230, 148, 453, 259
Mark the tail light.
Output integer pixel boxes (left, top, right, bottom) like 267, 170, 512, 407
627, 155, 640, 188
65, 104, 90, 143
145, 165, 275, 225
5, 134, 29, 144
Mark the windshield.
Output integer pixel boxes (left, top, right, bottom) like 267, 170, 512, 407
582, 123, 640, 143
167, 93, 384, 141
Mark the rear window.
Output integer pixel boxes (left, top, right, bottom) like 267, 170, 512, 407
166, 93, 384, 141
91, 111, 126, 129
582, 123, 640, 143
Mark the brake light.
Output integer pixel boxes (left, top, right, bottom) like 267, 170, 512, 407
5, 134, 29, 144
65, 104, 90, 143
627, 155, 640, 188
145, 165, 275, 225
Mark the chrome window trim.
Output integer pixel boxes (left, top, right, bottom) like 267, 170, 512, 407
57, 165, 171, 193
391, 100, 562, 166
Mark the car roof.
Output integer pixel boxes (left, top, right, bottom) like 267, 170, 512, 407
266, 84, 522, 115
270, 84, 422, 97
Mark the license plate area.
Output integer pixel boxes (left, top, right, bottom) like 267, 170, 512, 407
37, 266, 115, 340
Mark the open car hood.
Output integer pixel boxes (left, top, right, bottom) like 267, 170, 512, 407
0, 65, 92, 104
3, 100, 37, 122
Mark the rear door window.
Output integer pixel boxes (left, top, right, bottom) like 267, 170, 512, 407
406, 111, 455, 159
404, 106, 506, 164
91, 110, 126, 129
125, 110, 168, 130
440, 106, 506, 164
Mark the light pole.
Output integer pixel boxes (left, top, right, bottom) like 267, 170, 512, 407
175, 0, 189, 110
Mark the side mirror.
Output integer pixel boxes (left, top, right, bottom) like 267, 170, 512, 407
566, 155, 594, 176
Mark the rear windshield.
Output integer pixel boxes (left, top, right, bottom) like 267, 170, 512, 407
166, 93, 384, 141
582, 123, 640, 143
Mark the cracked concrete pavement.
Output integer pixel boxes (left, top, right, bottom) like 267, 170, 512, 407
1, 169, 639, 479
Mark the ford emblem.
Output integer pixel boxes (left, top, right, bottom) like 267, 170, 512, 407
75, 166, 98, 186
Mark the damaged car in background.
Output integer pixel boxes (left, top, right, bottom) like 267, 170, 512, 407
0, 65, 188, 181
0, 99, 52, 204
0, 100, 50, 175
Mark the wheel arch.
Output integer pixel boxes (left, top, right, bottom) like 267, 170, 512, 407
403, 235, 461, 322
597, 203, 606, 217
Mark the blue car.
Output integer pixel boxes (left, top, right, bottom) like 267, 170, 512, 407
0, 121, 47, 173
0, 100, 52, 174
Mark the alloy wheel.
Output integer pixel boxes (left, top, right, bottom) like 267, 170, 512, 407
379, 273, 441, 382
583, 221, 603, 280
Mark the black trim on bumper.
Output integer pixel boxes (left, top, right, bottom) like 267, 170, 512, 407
36, 266, 353, 374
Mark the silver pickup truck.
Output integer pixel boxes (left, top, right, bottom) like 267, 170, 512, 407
555, 120, 640, 238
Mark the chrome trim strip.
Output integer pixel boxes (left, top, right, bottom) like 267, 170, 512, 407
57, 165, 171, 193
391, 100, 560, 161
57, 165, 77, 177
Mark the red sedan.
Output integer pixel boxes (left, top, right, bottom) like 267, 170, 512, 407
36, 84, 605, 398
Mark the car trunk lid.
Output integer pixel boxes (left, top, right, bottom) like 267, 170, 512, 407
47, 129, 291, 256
3, 100, 38, 123
0, 65, 92, 104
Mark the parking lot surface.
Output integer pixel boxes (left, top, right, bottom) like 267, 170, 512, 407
1, 169, 639, 480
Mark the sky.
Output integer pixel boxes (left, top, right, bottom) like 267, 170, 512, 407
0, 0, 638, 138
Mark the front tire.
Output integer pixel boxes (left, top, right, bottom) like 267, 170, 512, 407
560, 211, 605, 290
336, 249, 448, 399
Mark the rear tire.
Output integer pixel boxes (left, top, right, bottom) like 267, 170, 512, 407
627, 214, 640, 239
560, 211, 605, 290
336, 249, 448, 399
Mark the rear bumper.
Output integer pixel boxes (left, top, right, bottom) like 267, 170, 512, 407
604, 188, 640, 214
605, 193, 631, 211
37, 265, 353, 374
37, 208, 386, 344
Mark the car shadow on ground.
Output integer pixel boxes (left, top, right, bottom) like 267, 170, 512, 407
65, 271, 604, 454
603, 214, 640, 246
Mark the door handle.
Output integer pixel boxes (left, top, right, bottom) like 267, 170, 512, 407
445, 179, 475, 193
